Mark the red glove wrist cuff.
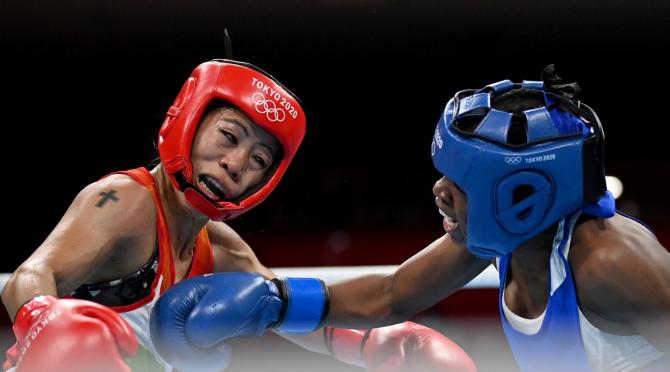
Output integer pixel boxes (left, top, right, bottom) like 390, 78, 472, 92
12, 296, 57, 340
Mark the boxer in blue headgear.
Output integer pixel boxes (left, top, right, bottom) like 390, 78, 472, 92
430, 65, 614, 258
144, 65, 670, 372
423, 67, 670, 371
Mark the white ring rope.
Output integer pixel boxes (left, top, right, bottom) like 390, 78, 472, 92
0, 265, 498, 293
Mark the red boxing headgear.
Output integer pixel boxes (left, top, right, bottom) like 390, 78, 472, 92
158, 60, 306, 221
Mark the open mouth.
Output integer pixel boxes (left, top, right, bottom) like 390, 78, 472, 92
438, 209, 459, 232
198, 175, 228, 201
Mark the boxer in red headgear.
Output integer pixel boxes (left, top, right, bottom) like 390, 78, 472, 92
158, 59, 306, 221
2, 58, 474, 372
1, 58, 308, 371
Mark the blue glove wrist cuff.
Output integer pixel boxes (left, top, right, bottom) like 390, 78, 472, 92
272, 277, 329, 333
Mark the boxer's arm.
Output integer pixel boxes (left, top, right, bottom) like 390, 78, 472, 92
326, 233, 491, 328
2, 175, 154, 320
209, 225, 489, 329
207, 221, 274, 278
206, 226, 488, 352
280, 237, 486, 368
272, 234, 488, 355
578, 232, 670, 355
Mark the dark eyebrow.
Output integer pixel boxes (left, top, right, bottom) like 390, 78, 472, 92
225, 118, 249, 137
223, 117, 277, 157
258, 143, 276, 158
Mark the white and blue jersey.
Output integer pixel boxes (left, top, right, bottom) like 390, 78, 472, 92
498, 212, 666, 372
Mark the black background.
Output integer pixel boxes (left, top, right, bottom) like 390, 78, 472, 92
2, 0, 669, 271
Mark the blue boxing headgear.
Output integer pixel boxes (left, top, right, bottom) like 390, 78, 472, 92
431, 78, 614, 258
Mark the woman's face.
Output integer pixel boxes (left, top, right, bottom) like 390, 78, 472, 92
190, 107, 279, 202
433, 175, 468, 245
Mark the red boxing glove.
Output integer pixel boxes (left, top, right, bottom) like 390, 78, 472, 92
325, 321, 477, 372
4, 295, 138, 372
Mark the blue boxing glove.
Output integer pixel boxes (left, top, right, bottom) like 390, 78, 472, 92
149, 272, 328, 372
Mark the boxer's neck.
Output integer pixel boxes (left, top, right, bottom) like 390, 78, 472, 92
509, 224, 557, 285
152, 165, 209, 261
505, 225, 557, 317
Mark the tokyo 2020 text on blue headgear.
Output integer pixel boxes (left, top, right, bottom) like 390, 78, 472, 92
431, 66, 614, 258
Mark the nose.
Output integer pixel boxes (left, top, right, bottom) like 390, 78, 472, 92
433, 176, 448, 198
433, 176, 454, 208
220, 148, 249, 182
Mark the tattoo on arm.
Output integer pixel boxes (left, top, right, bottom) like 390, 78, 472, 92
96, 190, 119, 208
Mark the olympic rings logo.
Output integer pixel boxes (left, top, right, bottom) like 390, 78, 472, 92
504, 156, 522, 165
252, 93, 286, 122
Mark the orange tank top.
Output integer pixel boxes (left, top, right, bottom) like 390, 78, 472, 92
86, 167, 214, 312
